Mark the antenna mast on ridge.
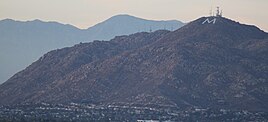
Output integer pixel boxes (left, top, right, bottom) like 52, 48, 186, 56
209, 0, 223, 17
209, 9, 212, 16
216, 6, 222, 17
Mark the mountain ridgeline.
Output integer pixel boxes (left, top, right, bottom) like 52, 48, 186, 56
0, 14, 184, 83
0, 17, 267, 112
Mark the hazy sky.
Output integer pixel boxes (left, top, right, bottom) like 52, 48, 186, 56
0, 0, 267, 31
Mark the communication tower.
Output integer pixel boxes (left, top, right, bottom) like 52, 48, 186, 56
216, 6, 223, 17
209, 0, 223, 17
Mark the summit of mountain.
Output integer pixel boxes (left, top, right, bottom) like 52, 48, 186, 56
85, 14, 184, 40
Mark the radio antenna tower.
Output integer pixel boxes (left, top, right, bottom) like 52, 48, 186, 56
209, 7, 212, 16
209, 0, 223, 17
216, 6, 223, 17
209, 0, 214, 16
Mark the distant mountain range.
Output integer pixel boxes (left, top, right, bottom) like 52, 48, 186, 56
0, 14, 184, 83
0, 16, 267, 112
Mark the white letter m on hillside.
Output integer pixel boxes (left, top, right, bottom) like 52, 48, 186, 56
202, 18, 217, 24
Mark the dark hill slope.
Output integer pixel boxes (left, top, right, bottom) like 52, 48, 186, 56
0, 17, 267, 111
0, 30, 170, 105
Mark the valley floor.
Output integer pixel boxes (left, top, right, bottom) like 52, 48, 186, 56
0, 103, 267, 122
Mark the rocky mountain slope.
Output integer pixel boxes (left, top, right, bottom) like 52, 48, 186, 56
0, 14, 184, 83
0, 16, 267, 111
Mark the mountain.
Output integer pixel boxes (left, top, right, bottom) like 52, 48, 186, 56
86, 14, 183, 40
0, 16, 267, 112
0, 15, 184, 84
0, 19, 85, 85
